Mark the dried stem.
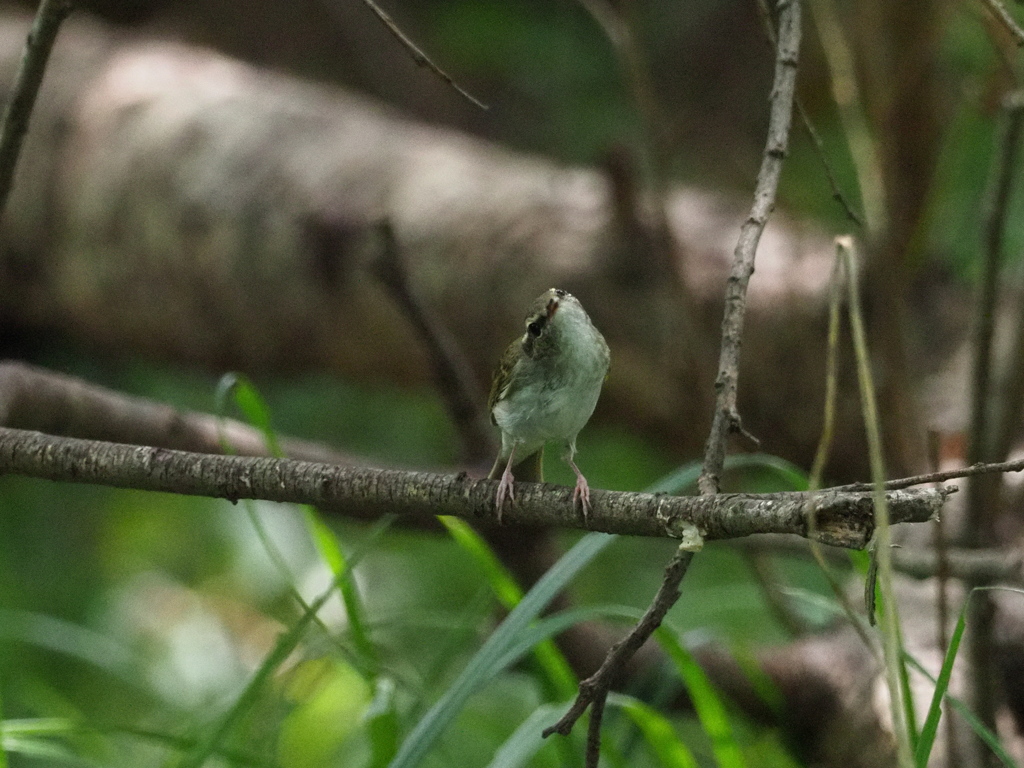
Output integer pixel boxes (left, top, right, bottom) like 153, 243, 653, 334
370, 222, 495, 465
838, 236, 913, 768
0, 0, 73, 218
980, 0, 1024, 47
356, 0, 487, 109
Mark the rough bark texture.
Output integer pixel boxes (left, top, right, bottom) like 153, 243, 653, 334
0, 425, 946, 544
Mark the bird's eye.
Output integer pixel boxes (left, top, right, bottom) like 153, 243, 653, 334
527, 320, 543, 337
555, 289, 566, 297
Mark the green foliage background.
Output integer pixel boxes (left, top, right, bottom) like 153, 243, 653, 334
1, 0, 1020, 765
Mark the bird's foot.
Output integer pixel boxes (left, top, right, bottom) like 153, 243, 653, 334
495, 467, 516, 524
572, 474, 591, 524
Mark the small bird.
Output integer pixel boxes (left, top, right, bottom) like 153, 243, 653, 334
487, 288, 610, 523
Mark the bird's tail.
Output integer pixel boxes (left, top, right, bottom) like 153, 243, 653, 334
487, 446, 544, 483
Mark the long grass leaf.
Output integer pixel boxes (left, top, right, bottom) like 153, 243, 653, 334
493, 605, 644, 673
655, 629, 746, 768
607, 693, 700, 768
216, 373, 379, 675
0, 688, 7, 768
388, 532, 615, 768
175, 575, 344, 768
904, 652, 1018, 767
439, 516, 577, 699
645, 455, 807, 496
913, 587, 1024, 767
485, 703, 568, 768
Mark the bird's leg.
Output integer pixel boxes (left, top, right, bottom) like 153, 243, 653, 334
564, 445, 591, 523
495, 445, 518, 523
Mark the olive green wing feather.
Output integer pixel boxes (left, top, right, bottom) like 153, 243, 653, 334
487, 338, 523, 424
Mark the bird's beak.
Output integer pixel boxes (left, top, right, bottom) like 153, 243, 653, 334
547, 298, 559, 319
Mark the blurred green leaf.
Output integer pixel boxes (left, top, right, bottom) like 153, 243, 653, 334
439, 516, 577, 699
655, 629, 746, 768
484, 702, 567, 768
608, 693, 700, 768
914, 587, 1024, 768
388, 533, 615, 768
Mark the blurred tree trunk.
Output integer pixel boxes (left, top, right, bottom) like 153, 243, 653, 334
0, 12, 969, 481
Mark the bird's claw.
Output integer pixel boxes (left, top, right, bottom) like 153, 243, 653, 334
572, 476, 591, 524
495, 467, 516, 524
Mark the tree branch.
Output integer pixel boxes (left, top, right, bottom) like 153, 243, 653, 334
0, 0, 72, 217
0, 426, 945, 543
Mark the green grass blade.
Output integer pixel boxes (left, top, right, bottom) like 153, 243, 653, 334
904, 652, 1018, 766
485, 703, 568, 768
174, 575, 344, 768
388, 532, 616, 768
215, 373, 379, 676
655, 629, 746, 768
607, 693, 700, 768
365, 678, 399, 768
302, 506, 378, 674
214, 372, 282, 457
717, 454, 810, 491
646, 461, 704, 494
439, 516, 577, 699
0, 688, 7, 768
493, 605, 644, 673
646, 455, 808, 496
913, 587, 1024, 767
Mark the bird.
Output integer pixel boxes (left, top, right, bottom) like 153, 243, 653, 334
487, 288, 610, 523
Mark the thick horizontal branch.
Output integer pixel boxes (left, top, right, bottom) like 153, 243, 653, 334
0, 427, 948, 548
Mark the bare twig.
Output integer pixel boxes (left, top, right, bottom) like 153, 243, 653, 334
356, 0, 487, 110
698, 0, 802, 495
0, 426, 945, 542
543, 548, 695, 740
0, 0, 73, 218
980, 0, 1024, 47
369, 222, 495, 465
834, 456, 1024, 491
754, 0, 864, 227
544, 1, 804, 755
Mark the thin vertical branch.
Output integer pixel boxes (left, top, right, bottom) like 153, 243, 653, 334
697, 0, 803, 495
354, 0, 487, 110
543, 2, 803, 760
0, 0, 73, 219
754, 0, 864, 227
